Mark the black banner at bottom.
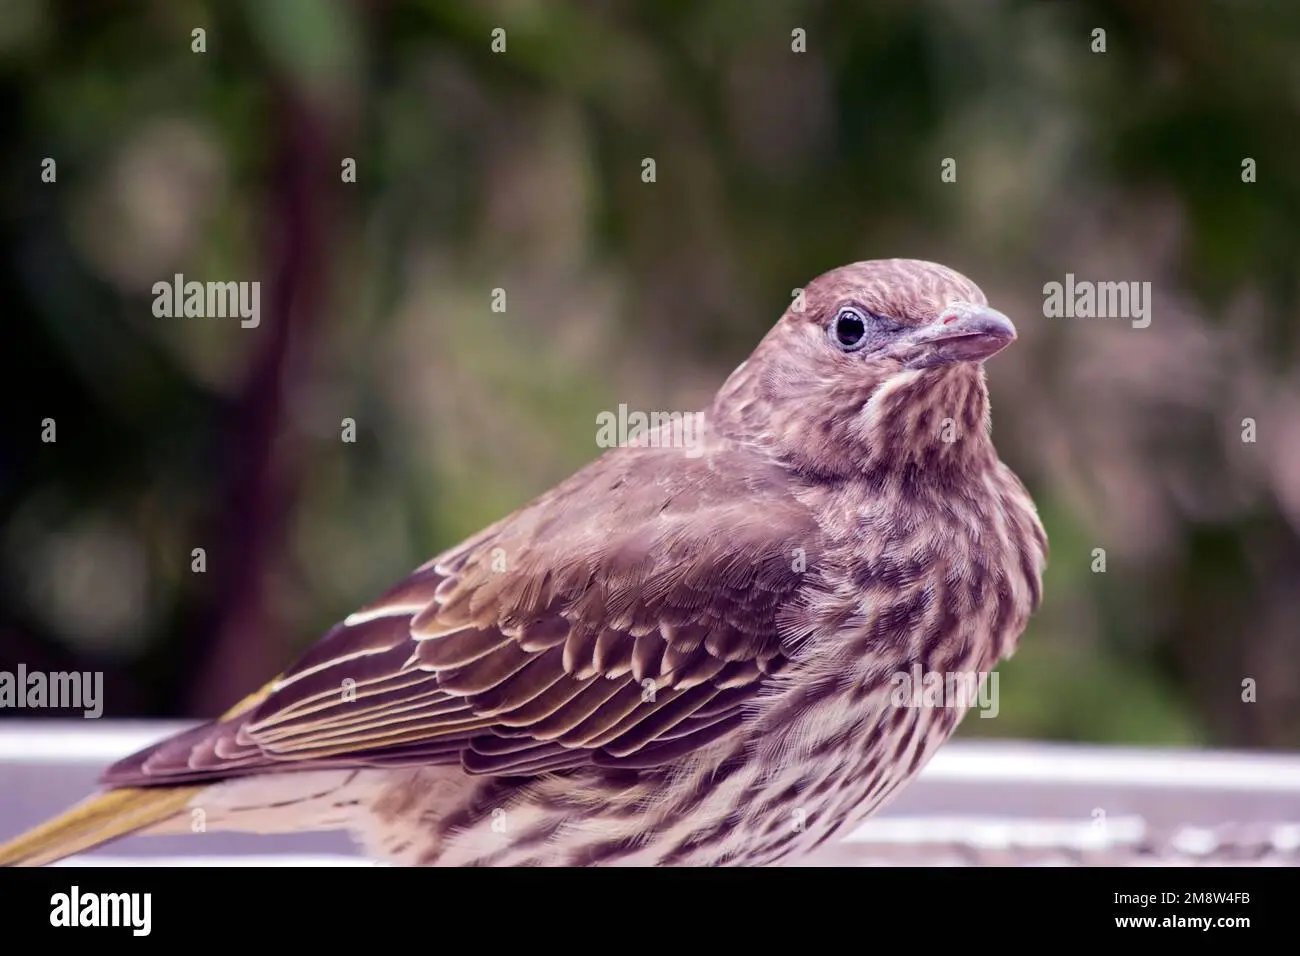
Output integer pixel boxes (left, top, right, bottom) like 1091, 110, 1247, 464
0, 865, 1274, 941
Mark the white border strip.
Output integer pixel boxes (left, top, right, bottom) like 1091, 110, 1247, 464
2, 722, 1299, 792
845, 815, 1149, 847
0, 722, 192, 763
50, 855, 383, 867
922, 743, 1300, 792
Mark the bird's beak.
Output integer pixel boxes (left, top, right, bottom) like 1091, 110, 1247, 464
898, 302, 1017, 369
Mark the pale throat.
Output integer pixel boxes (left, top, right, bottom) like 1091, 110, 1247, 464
856, 365, 995, 474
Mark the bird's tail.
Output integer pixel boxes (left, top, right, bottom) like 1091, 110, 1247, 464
0, 786, 202, 867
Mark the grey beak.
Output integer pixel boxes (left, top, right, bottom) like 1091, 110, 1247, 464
901, 302, 1017, 368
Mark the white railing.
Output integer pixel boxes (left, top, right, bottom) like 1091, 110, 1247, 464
2, 721, 1297, 866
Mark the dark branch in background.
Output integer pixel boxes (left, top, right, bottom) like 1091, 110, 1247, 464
176, 87, 337, 717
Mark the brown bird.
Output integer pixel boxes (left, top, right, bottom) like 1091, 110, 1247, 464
0, 258, 1046, 867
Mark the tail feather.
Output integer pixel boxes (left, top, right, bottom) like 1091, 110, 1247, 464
0, 688, 275, 867
0, 786, 202, 867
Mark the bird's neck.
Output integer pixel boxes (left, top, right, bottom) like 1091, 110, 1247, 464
707, 361, 998, 484
854, 365, 998, 482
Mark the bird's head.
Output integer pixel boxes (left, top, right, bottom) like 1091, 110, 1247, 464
711, 259, 1017, 481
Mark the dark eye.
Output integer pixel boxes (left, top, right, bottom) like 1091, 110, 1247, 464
831, 307, 869, 351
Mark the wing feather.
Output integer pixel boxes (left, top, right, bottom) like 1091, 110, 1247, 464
100, 441, 827, 787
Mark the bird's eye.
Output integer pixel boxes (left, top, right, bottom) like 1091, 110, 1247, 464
831, 307, 869, 351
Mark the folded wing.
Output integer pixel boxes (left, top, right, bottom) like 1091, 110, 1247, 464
102, 443, 827, 786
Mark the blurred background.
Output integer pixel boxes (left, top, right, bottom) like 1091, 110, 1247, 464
1, 0, 1297, 755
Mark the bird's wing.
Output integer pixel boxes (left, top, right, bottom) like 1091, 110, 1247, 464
102, 443, 827, 786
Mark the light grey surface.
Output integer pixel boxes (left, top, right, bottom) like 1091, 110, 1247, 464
2, 720, 1297, 865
